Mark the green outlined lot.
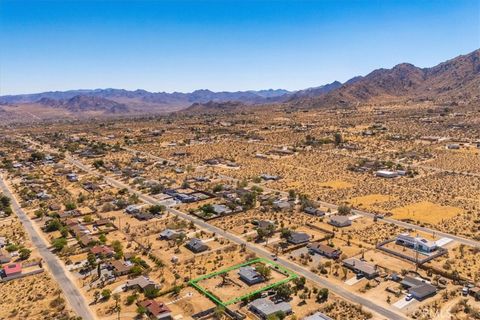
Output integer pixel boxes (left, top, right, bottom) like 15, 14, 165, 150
188, 258, 298, 306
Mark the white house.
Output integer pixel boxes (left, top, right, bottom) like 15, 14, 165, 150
396, 233, 437, 253
375, 170, 398, 178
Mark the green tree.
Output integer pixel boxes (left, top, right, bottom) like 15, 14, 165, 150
0, 194, 11, 208
112, 240, 123, 259
241, 192, 257, 209
29, 151, 45, 162
144, 286, 160, 299
274, 284, 293, 300
98, 233, 107, 244
293, 276, 306, 290
130, 265, 143, 276
5, 243, 18, 252
316, 288, 329, 302
87, 252, 97, 270
136, 306, 147, 316
334, 132, 343, 146
213, 184, 223, 193
45, 218, 63, 232
288, 189, 296, 201
52, 238, 68, 251
64, 201, 77, 211
126, 293, 138, 305
148, 205, 165, 215
101, 289, 111, 300
337, 205, 351, 216
255, 263, 272, 280
280, 228, 292, 240
93, 159, 105, 169
34, 208, 45, 219
19, 248, 31, 260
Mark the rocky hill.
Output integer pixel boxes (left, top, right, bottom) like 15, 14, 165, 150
290, 49, 480, 108
36, 95, 129, 113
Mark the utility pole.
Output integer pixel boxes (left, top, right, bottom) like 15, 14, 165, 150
415, 233, 419, 273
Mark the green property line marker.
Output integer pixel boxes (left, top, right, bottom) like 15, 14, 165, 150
188, 258, 298, 306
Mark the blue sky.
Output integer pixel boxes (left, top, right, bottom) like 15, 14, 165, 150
1, 0, 479, 95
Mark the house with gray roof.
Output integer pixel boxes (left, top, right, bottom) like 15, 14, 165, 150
212, 204, 232, 215
401, 276, 437, 300
328, 215, 352, 227
0, 249, 11, 264
125, 205, 141, 215
273, 200, 291, 211
260, 174, 280, 181
249, 298, 292, 319
238, 266, 265, 285
303, 312, 334, 320
186, 238, 208, 253
159, 229, 184, 241
287, 232, 310, 245
342, 258, 378, 279
125, 276, 158, 292
303, 207, 325, 216
307, 242, 341, 259
175, 193, 196, 203
257, 220, 275, 232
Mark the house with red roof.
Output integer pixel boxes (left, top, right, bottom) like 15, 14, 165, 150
90, 245, 114, 257
137, 300, 171, 319
3, 263, 22, 277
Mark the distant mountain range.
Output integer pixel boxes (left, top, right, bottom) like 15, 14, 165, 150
290, 49, 480, 108
0, 88, 294, 113
0, 49, 478, 118
35, 95, 129, 113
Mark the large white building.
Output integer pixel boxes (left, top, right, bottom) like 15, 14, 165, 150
396, 233, 437, 253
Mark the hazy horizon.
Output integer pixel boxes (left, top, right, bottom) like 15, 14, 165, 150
1, 0, 479, 95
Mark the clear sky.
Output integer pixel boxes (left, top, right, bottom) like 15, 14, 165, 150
1, 0, 479, 95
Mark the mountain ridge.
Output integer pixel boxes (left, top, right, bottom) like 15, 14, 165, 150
1, 49, 478, 117
289, 49, 480, 108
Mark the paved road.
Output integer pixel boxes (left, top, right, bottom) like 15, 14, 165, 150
0, 175, 95, 320
63, 156, 406, 320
